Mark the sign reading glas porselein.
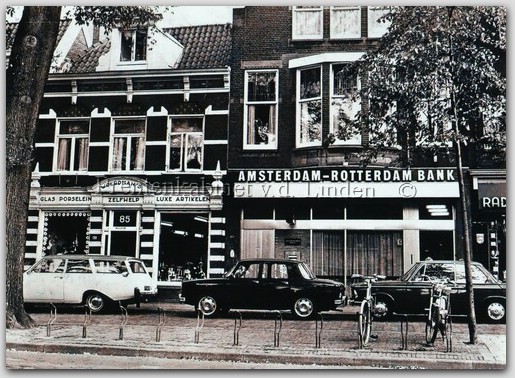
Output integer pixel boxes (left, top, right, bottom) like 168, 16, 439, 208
232, 168, 460, 199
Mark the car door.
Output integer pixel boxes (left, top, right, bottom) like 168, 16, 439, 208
24, 257, 66, 303
225, 262, 263, 309
400, 263, 434, 315
63, 258, 94, 304
258, 262, 292, 310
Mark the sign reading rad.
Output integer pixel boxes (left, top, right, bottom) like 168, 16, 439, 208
478, 181, 506, 209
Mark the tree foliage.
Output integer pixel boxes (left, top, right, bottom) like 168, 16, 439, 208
349, 6, 506, 166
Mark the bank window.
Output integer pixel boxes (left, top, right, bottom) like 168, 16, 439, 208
244, 70, 278, 149
330, 6, 361, 39
292, 6, 323, 40
297, 66, 322, 147
56, 120, 89, 172
331, 64, 361, 145
120, 28, 147, 62
367, 6, 391, 38
111, 119, 146, 171
169, 117, 204, 171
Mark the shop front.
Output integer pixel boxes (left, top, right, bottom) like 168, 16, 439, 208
229, 168, 460, 287
470, 170, 506, 280
26, 176, 226, 287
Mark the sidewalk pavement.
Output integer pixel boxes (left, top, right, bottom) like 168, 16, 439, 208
5, 303, 506, 369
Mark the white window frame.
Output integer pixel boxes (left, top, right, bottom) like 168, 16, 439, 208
110, 118, 146, 172
330, 6, 361, 39
367, 6, 391, 39
167, 115, 205, 172
119, 28, 148, 62
292, 6, 323, 40
54, 118, 90, 173
296, 65, 323, 148
243, 69, 279, 150
330, 63, 362, 145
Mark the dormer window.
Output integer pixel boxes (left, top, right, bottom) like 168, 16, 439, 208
120, 29, 147, 62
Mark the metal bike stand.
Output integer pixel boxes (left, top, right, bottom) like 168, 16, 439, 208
356, 311, 363, 349
445, 315, 453, 353
398, 314, 409, 350
231, 310, 242, 346
315, 313, 323, 348
46, 303, 57, 337
194, 309, 204, 344
82, 305, 92, 338
118, 302, 128, 340
155, 307, 165, 342
273, 310, 282, 347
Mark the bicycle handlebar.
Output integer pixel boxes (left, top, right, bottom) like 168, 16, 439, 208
351, 273, 386, 281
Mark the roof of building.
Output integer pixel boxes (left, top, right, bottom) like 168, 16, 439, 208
7, 20, 232, 73
68, 23, 232, 73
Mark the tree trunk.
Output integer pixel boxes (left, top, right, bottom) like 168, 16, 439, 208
6, 6, 61, 329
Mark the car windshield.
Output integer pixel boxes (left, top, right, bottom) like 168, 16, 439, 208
298, 262, 316, 279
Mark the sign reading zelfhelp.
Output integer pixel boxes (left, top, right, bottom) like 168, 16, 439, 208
232, 168, 459, 199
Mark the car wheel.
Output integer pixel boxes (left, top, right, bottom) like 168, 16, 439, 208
84, 292, 106, 312
373, 297, 393, 321
198, 296, 218, 316
292, 297, 316, 319
484, 299, 506, 323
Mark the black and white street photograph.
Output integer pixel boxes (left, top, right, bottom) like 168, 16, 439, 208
5, 3, 507, 370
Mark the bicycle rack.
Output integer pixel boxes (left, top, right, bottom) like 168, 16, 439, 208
46, 303, 57, 337
82, 305, 92, 338
273, 310, 282, 347
155, 307, 165, 342
315, 313, 323, 348
230, 310, 242, 346
356, 311, 363, 349
194, 309, 204, 344
398, 314, 409, 350
118, 302, 128, 340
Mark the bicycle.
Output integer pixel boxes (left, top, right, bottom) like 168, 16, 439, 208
423, 276, 453, 351
352, 274, 385, 347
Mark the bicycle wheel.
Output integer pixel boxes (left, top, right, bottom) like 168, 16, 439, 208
425, 306, 438, 344
359, 300, 372, 346
429, 308, 441, 344
445, 308, 452, 352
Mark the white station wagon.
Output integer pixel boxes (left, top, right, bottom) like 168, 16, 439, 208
24, 254, 157, 312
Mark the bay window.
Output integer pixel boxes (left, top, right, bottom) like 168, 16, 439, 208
169, 117, 204, 171
244, 70, 278, 149
331, 63, 361, 145
292, 6, 323, 40
297, 66, 322, 147
330, 6, 361, 39
56, 120, 89, 172
111, 119, 146, 171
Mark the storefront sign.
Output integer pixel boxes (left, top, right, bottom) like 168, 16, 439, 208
155, 195, 210, 205
235, 168, 457, 183
478, 181, 506, 209
39, 194, 91, 205
97, 178, 147, 194
104, 196, 142, 204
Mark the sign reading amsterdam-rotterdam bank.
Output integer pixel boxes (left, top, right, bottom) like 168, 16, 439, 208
232, 168, 459, 199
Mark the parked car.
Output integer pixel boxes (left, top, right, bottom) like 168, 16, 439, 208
24, 254, 157, 312
350, 259, 506, 323
180, 258, 346, 319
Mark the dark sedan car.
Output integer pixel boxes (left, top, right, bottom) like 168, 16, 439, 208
350, 260, 506, 323
180, 258, 346, 319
